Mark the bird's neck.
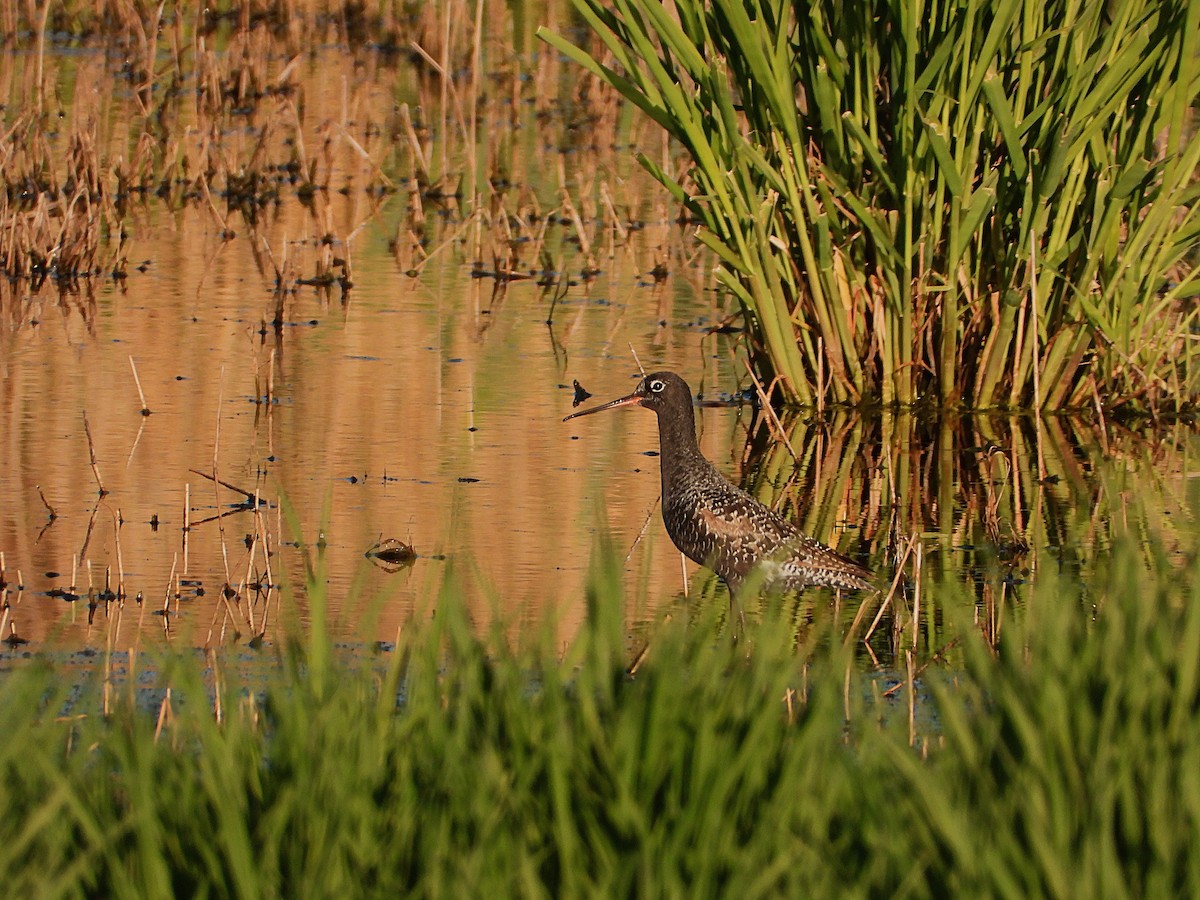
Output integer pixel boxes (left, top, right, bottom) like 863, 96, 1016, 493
655, 406, 706, 490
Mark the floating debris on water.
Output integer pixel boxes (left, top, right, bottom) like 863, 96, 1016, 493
571, 379, 592, 407
366, 538, 418, 573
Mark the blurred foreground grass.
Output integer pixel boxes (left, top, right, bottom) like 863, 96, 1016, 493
0, 536, 1198, 897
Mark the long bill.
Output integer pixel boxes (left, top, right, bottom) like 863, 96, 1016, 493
562, 391, 642, 422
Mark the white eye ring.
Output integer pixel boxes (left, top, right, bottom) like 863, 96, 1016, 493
649, 379, 666, 393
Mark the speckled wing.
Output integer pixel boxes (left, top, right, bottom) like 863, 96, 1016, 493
664, 475, 872, 594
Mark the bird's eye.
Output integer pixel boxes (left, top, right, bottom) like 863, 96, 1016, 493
649, 379, 666, 393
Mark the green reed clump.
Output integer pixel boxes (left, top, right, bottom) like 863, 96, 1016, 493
0, 538, 1198, 895
541, 0, 1200, 411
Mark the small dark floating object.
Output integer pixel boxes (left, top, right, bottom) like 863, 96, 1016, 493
457, 476, 480, 483
572, 379, 592, 407
366, 538, 417, 573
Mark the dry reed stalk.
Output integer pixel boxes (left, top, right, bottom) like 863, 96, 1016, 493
599, 182, 629, 245
398, 102, 430, 183
241, 525, 258, 636
82, 411, 106, 495
469, 0, 483, 199
741, 362, 798, 462
161, 551, 177, 618
556, 172, 593, 259
33, 1, 50, 117
255, 492, 275, 627
128, 355, 150, 415
111, 510, 125, 599
850, 533, 918, 645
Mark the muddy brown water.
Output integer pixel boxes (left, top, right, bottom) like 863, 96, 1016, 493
5, 212, 1198, 656
2, 23, 1198, 659
0, 202, 759, 649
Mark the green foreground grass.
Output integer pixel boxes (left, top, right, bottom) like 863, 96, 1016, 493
1, 540, 1198, 897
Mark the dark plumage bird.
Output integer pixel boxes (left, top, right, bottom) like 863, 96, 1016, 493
564, 371, 872, 597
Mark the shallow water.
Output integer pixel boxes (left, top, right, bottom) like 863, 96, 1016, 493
2, 20, 1198, 660
0, 195, 766, 648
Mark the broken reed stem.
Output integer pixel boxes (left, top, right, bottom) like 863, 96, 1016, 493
128, 355, 151, 415
82, 411, 107, 495
162, 551, 178, 616
36, 485, 57, 519
111, 507, 125, 599
255, 489, 275, 636
242, 517, 257, 635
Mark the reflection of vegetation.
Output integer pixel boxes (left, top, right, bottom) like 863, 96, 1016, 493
699, 406, 1198, 658
1, 536, 1198, 893
543, 0, 1200, 411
